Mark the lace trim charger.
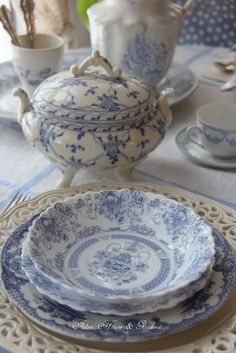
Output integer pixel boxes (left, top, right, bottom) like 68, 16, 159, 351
0, 181, 236, 353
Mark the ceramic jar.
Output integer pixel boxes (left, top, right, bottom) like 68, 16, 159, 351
13, 51, 173, 187
88, 0, 194, 89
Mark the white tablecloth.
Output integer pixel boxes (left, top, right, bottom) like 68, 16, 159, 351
0, 44, 236, 211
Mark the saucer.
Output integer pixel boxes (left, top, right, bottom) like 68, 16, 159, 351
158, 63, 198, 106
0, 50, 198, 123
176, 127, 236, 169
1, 215, 235, 343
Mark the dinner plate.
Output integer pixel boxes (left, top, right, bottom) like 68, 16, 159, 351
22, 190, 215, 315
1, 215, 235, 343
176, 127, 236, 169
0, 49, 198, 124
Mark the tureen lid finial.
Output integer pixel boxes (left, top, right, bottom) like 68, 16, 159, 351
70, 50, 122, 79
92, 49, 100, 59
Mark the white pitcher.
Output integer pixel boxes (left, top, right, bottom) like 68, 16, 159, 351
88, 0, 194, 89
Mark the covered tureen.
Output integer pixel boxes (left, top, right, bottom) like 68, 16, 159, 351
13, 50, 173, 187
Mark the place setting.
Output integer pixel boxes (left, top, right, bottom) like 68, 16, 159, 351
0, 0, 236, 353
0, 182, 236, 353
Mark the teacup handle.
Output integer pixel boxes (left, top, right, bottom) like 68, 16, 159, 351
70, 50, 122, 79
186, 125, 205, 148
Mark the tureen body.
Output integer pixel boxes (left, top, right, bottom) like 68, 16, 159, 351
14, 51, 173, 187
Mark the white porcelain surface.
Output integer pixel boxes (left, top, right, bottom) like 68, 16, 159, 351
11, 33, 64, 97
13, 50, 173, 187
88, 0, 193, 88
88, 1, 179, 88
25, 189, 215, 315
187, 103, 236, 158
176, 127, 236, 169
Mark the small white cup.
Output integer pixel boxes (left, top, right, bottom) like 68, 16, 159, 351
187, 103, 236, 158
11, 33, 64, 97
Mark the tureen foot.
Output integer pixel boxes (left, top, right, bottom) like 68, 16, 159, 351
114, 167, 133, 182
57, 166, 77, 188
114, 160, 143, 181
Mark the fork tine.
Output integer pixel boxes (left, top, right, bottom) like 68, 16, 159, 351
21, 194, 28, 202
1, 192, 31, 215
3, 191, 20, 213
15, 192, 24, 205
21, 194, 31, 202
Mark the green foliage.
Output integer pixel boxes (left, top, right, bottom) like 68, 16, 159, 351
77, 0, 98, 30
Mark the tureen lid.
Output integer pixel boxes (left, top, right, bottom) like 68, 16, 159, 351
32, 50, 156, 123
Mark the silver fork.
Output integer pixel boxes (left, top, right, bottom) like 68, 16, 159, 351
1, 191, 31, 215
220, 57, 236, 91
220, 74, 236, 91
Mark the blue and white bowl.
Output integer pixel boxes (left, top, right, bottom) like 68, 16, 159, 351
24, 189, 215, 315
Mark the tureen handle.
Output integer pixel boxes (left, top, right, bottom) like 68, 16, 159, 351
12, 87, 32, 125
70, 50, 122, 79
158, 88, 175, 127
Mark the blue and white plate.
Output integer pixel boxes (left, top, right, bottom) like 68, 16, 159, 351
176, 127, 236, 169
1, 215, 235, 342
0, 49, 197, 123
25, 190, 215, 315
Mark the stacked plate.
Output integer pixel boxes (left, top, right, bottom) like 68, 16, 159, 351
21, 189, 215, 316
1, 188, 236, 343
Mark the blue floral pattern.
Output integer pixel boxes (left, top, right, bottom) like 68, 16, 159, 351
15, 66, 56, 87
201, 123, 236, 146
1, 216, 235, 342
88, 240, 150, 285
24, 109, 165, 170
32, 68, 154, 123
122, 25, 171, 87
24, 190, 215, 314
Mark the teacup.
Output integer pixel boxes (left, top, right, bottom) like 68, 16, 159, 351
187, 103, 236, 158
11, 33, 64, 97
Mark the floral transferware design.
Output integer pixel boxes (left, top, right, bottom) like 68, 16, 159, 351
87, 240, 150, 286
32, 68, 154, 123
23, 190, 215, 315
201, 124, 236, 146
15, 66, 56, 87
66, 233, 171, 299
122, 25, 171, 87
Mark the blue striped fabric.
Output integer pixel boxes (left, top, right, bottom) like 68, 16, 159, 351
0, 347, 12, 353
